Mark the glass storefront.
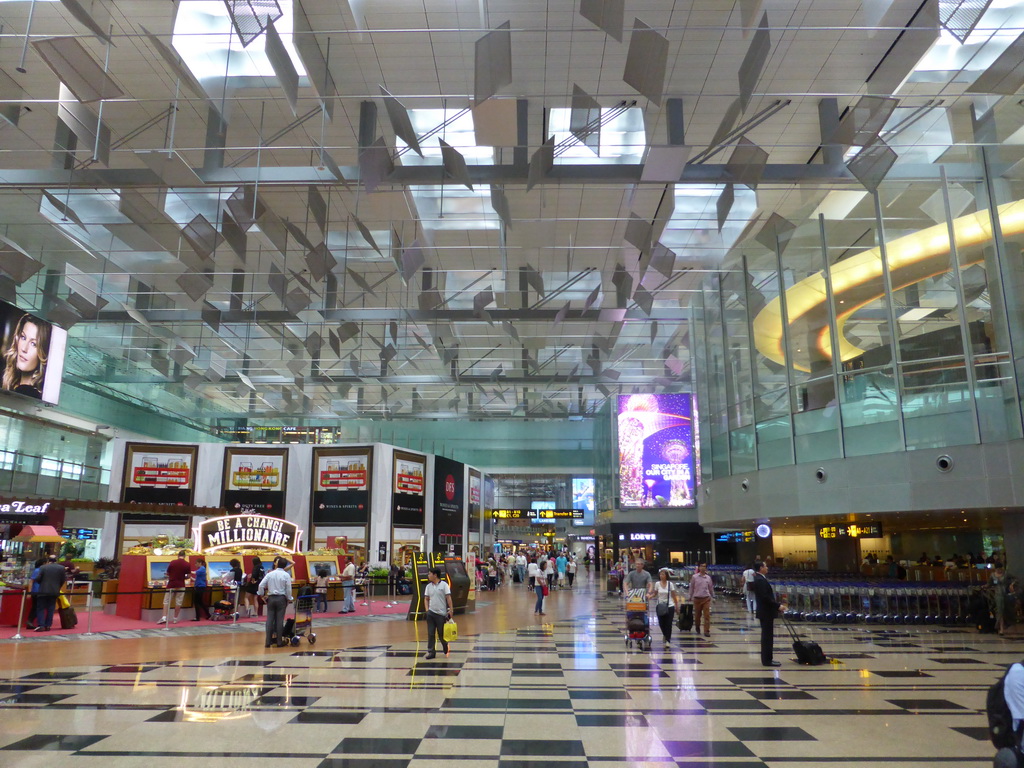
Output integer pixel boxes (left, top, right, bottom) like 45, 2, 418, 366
695, 140, 1024, 479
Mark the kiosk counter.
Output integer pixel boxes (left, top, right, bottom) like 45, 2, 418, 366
116, 555, 194, 620
304, 556, 344, 602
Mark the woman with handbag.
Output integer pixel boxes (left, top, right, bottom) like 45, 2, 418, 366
651, 567, 680, 645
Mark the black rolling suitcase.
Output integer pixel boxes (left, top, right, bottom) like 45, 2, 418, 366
783, 616, 826, 665
677, 603, 694, 631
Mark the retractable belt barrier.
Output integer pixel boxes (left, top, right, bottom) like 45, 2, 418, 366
2, 579, 402, 640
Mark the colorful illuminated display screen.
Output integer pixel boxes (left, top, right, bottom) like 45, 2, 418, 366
617, 393, 697, 508
572, 478, 595, 513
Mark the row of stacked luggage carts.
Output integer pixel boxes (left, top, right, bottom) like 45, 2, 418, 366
676, 565, 978, 626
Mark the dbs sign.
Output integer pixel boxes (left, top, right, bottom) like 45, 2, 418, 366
444, 474, 456, 501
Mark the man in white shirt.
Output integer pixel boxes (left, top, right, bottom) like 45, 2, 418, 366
742, 565, 757, 613
526, 558, 541, 590
339, 557, 357, 613
423, 567, 454, 659
256, 558, 293, 648
516, 553, 527, 585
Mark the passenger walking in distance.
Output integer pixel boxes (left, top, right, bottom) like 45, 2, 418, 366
742, 563, 756, 613
651, 567, 680, 645
423, 567, 454, 659
257, 557, 293, 648
688, 562, 715, 637
339, 557, 357, 613
751, 560, 785, 667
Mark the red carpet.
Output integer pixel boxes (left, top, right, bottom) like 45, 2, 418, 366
0, 599, 411, 640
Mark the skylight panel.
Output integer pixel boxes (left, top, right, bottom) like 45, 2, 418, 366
396, 109, 494, 166
659, 185, 757, 266
549, 106, 646, 165
172, 0, 306, 83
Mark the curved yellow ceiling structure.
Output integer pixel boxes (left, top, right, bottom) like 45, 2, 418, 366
751, 199, 1024, 372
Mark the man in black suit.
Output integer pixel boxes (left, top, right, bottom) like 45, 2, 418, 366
751, 560, 785, 667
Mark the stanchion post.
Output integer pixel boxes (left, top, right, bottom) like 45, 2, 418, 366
11, 587, 28, 641
83, 589, 95, 636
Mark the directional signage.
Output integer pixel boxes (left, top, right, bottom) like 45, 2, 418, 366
817, 522, 884, 540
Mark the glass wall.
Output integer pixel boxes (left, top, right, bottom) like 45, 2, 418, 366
697, 133, 1024, 477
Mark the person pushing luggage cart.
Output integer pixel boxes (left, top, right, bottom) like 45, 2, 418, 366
283, 587, 317, 646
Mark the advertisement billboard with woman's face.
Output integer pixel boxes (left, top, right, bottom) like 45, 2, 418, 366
0, 300, 67, 405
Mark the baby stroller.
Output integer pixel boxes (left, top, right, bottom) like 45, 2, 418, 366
624, 588, 652, 650
283, 589, 317, 646
210, 595, 238, 621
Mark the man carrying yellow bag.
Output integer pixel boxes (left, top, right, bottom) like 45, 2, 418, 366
423, 568, 454, 659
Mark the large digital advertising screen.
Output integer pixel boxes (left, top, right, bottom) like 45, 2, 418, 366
221, 447, 288, 517
392, 450, 426, 527
617, 393, 697, 508
121, 443, 198, 505
311, 446, 372, 524
0, 299, 67, 405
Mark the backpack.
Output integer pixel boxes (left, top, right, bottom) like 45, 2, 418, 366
988, 664, 1024, 748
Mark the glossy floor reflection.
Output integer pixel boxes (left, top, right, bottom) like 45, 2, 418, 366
0, 579, 1003, 767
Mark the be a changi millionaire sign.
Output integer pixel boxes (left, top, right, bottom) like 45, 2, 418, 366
196, 514, 302, 554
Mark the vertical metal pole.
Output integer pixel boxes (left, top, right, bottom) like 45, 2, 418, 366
83, 589, 95, 636
770, 236, 798, 464
11, 588, 28, 640
16, 0, 37, 73
872, 191, 908, 449
939, 165, 982, 444
817, 214, 847, 458
93, 25, 114, 162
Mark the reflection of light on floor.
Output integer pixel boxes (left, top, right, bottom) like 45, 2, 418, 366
571, 619, 599, 669
180, 684, 258, 722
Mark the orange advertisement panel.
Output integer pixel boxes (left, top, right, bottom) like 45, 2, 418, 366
122, 443, 198, 505
394, 457, 425, 496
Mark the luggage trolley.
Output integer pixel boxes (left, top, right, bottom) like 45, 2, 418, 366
285, 592, 318, 646
624, 588, 652, 651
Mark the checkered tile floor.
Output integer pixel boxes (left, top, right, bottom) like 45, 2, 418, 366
0, 586, 1003, 767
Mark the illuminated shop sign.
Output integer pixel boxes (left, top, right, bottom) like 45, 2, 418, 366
619, 532, 657, 541
0, 500, 50, 515
817, 522, 884, 540
195, 514, 301, 554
